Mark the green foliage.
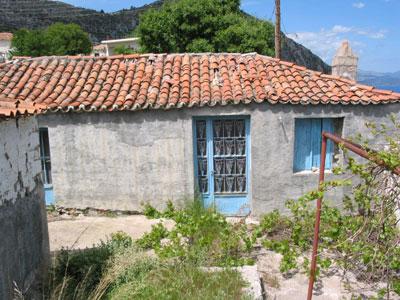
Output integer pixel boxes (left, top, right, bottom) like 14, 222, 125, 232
46, 204, 56, 212
136, 0, 275, 55
47, 231, 132, 299
143, 200, 176, 219
46, 232, 249, 299
112, 45, 135, 55
143, 202, 163, 219
11, 29, 46, 57
257, 117, 400, 296
11, 23, 91, 57
106, 259, 250, 300
214, 17, 274, 56
136, 223, 168, 249
138, 199, 254, 267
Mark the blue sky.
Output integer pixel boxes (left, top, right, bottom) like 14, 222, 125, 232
62, 0, 400, 72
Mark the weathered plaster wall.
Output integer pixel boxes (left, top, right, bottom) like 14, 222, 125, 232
0, 117, 49, 300
38, 103, 400, 215
38, 111, 195, 211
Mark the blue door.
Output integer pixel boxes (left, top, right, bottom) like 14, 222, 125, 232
194, 117, 250, 216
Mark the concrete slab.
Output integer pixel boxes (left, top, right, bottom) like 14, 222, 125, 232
257, 250, 393, 300
48, 215, 174, 251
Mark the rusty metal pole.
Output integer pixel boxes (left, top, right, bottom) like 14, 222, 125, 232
322, 132, 400, 176
306, 131, 400, 299
307, 134, 327, 300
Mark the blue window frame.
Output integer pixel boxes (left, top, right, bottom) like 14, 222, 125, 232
293, 118, 335, 172
193, 116, 251, 216
39, 128, 54, 204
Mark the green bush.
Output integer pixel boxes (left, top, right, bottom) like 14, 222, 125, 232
137, 199, 254, 267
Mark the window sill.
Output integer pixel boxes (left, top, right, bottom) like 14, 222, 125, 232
293, 169, 332, 176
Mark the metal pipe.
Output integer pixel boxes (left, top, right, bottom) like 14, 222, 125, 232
307, 131, 400, 299
307, 135, 327, 300
323, 132, 400, 176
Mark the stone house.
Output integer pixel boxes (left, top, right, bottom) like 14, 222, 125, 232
0, 52, 399, 216
0, 99, 49, 299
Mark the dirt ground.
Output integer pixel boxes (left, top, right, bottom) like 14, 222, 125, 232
48, 214, 175, 252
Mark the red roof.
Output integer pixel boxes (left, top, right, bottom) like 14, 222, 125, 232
0, 53, 399, 113
0, 97, 43, 118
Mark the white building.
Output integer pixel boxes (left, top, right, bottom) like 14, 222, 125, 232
0, 32, 13, 63
92, 37, 140, 57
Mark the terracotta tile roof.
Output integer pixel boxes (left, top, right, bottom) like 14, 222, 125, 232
0, 97, 44, 118
0, 32, 13, 41
0, 53, 399, 114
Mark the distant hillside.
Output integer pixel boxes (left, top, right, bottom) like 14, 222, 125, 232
0, 0, 163, 42
358, 70, 400, 92
0, 0, 330, 73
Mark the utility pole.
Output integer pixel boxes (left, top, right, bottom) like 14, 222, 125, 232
275, 0, 281, 59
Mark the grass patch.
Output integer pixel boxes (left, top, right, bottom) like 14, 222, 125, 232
95, 246, 250, 300
44, 229, 251, 299
45, 231, 133, 299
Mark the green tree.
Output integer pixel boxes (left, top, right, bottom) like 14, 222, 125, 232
136, 0, 275, 55
11, 29, 46, 57
113, 45, 135, 55
11, 23, 92, 57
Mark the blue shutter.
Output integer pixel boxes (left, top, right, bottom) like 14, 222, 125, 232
322, 119, 334, 169
311, 119, 322, 168
294, 119, 312, 172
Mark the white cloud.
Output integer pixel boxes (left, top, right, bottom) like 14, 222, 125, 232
353, 2, 365, 8
332, 25, 352, 33
355, 29, 387, 39
287, 25, 386, 63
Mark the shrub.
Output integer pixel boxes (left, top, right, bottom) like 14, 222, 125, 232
137, 199, 254, 267
257, 117, 400, 296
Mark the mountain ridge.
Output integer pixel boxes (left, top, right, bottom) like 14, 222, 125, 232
358, 70, 400, 92
0, 0, 330, 73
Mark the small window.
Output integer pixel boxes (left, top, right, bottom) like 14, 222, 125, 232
39, 128, 52, 185
293, 118, 338, 172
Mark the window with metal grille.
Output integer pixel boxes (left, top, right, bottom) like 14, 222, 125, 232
39, 128, 52, 185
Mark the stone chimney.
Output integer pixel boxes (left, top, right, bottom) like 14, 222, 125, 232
332, 41, 358, 81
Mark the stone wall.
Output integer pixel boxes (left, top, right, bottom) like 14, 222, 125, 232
0, 117, 49, 299
38, 103, 400, 215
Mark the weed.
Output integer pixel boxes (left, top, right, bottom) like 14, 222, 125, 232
44, 232, 133, 299
137, 198, 254, 267
103, 251, 251, 300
